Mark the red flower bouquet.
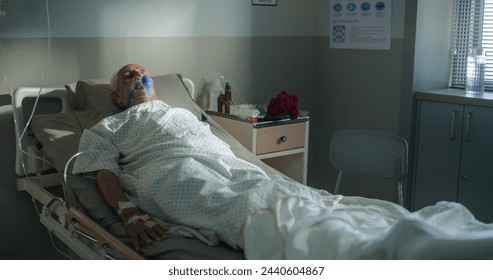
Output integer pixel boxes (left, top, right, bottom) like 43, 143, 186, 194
267, 91, 299, 120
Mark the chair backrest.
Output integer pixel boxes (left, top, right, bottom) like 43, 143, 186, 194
329, 129, 408, 206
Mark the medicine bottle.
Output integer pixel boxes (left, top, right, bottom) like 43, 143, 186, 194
217, 91, 225, 113
224, 81, 233, 114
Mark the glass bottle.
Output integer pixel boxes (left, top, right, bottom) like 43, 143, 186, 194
466, 47, 486, 95
224, 81, 233, 114
217, 91, 225, 113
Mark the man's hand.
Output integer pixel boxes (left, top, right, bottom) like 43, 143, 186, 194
95, 170, 167, 251
120, 207, 167, 251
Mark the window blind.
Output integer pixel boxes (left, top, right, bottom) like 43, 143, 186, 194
449, 0, 493, 90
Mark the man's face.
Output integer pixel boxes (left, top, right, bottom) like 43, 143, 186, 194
113, 64, 150, 107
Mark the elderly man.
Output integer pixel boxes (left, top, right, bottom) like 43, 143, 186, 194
84, 64, 167, 250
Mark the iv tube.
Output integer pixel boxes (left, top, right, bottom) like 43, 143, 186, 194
14, 0, 54, 177
10, 0, 74, 260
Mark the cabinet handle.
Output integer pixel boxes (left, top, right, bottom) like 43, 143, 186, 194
279, 136, 288, 143
465, 112, 472, 142
449, 111, 456, 140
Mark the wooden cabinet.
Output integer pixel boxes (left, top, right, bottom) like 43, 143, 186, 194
412, 89, 493, 222
208, 112, 309, 184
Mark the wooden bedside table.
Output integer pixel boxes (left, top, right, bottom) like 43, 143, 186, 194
207, 111, 309, 184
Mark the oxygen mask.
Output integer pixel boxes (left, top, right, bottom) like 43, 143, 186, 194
142, 75, 155, 99
127, 75, 155, 108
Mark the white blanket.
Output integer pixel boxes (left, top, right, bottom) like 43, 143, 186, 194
74, 101, 493, 259
243, 194, 493, 259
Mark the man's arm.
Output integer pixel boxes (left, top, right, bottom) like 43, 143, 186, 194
96, 169, 167, 251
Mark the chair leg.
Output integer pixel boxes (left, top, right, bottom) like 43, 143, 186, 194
334, 171, 343, 195
397, 181, 404, 207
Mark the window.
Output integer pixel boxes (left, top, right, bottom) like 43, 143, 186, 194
450, 0, 493, 90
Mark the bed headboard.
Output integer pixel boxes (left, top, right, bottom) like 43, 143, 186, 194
12, 74, 197, 177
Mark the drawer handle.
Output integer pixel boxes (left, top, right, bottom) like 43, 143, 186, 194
449, 111, 456, 140
279, 136, 288, 143
465, 112, 472, 142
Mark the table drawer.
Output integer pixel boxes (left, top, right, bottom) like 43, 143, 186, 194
256, 123, 305, 154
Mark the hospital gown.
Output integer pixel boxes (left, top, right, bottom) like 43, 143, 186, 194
73, 100, 493, 259
72, 100, 324, 249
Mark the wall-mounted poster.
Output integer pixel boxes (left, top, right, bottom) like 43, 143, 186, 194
330, 0, 392, 50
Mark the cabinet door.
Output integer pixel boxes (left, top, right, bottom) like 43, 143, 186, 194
458, 105, 493, 223
412, 100, 463, 210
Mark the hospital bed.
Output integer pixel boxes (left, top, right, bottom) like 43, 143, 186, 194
11, 73, 285, 260
11, 73, 493, 260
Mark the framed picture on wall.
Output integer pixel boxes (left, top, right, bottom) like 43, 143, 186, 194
252, 0, 278, 6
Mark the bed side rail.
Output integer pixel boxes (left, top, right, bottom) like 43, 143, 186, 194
67, 207, 144, 260
17, 174, 67, 222
18, 174, 142, 259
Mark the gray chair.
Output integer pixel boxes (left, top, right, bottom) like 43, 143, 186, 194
329, 129, 408, 206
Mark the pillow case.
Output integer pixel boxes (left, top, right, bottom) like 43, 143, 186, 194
65, 79, 121, 116
33, 79, 119, 173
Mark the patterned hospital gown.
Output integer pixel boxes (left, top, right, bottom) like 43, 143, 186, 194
73, 100, 324, 248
